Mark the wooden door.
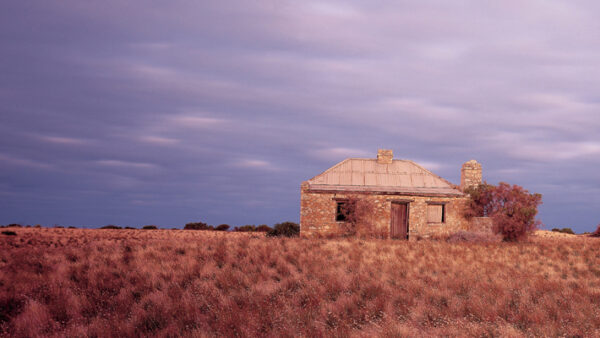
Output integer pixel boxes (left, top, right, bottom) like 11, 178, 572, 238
390, 203, 408, 239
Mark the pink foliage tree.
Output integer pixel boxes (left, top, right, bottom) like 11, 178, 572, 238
465, 182, 542, 241
590, 224, 600, 237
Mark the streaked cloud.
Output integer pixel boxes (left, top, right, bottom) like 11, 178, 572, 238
139, 136, 179, 145
95, 160, 158, 170
0, 153, 54, 170
235, 159, 277, 171
39, 135, 89, 145
1, 1, 600, 231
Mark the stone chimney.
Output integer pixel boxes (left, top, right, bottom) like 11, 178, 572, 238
460, 160, 482, 192
377, 149, 393, 164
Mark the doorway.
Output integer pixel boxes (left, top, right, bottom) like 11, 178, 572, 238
390, 203, 409, 239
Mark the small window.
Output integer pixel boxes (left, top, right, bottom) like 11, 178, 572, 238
427, 204, 445, 223
336, 201, 348, 221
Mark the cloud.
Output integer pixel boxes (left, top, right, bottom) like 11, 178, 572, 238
95, 160, 158, 170
170, 115, 226, 128
412, 160, 445, 172
138, 136, 179, 145
0, 153, 54, 170
2, 1, 600, 231
311, 147, 371, 162
39, 135, 89, 145
235, 159, 278, 171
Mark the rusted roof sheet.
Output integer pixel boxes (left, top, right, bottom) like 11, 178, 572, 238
305, 159, 463, 196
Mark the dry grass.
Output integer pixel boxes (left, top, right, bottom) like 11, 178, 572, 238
1, 228, 600, 337
534, 230, 577, 238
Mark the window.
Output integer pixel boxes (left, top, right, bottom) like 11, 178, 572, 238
427, 204, 445, 223
336, 201, 348, 221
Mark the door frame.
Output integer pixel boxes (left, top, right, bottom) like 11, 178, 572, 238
390, 201, 409, 240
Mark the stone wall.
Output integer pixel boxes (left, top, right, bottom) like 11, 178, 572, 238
300, 183, 470, 239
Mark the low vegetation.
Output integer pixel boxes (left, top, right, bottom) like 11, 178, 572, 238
266, 222, 300, 237
591, 224, 600, 238
337, 196, 385, 238
552, 227, 576, 235
1, 228, 599, 336
465, 182, 542, 241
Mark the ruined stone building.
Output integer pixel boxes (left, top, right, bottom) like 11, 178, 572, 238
300, 149, 483, 239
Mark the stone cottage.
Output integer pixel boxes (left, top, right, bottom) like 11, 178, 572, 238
300, 149, 483, 239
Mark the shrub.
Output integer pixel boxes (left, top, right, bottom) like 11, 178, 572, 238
590, 224, 600, 237
68, 226, 77, 229
184, 222, 210, 230
463, 183, 496, 219
142, 225, 158, 230
552, 228, 575, 235
7, 224, 22, 228
464, 182, 542, 242
234, 225, 256, 232
255, 224, 272, 232
267, 222, 299, 237
215, 224, 230, 231
2, 231, 17, 236
125, 226, 136, 229
337, 195, 384, 238
100, 225, 123, 230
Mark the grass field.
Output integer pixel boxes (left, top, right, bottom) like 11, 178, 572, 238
1, 228, 599, 336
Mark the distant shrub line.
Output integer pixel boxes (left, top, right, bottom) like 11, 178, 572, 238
551, 227, 575, 235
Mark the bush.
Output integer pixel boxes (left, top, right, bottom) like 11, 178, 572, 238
255, 224, 272, 232
234, 225, 256, 232
552, 228, 575, 235
125, 226, 136, 229
215, 224, 230, 231
337, 195, 384, 238
267, 222, 300, 237
463, 183, 496, 219
590, 224, 600, 238
142, 225, 158, 230
184, 222, 210, 230
465, 182, 542, 242
2, 231, 17, 236
68, 226, 77, 229
100, 225, 123, 230
7, 224, 22, 228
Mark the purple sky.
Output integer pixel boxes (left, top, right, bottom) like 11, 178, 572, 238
2, 1, 599, 231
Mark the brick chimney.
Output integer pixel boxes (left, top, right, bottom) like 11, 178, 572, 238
460, 160, 482, 191
377, 149, 393, 164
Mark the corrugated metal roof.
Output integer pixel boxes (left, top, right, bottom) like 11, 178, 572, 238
305, 159, 463, 196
